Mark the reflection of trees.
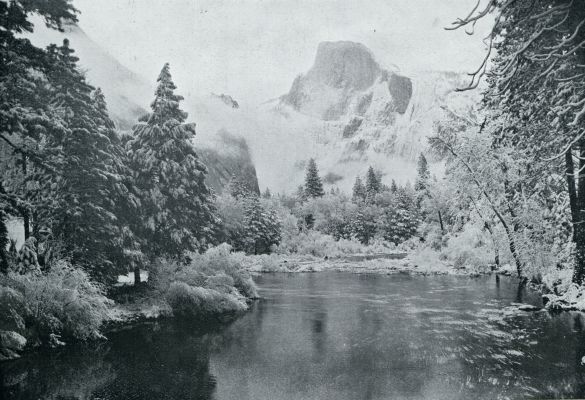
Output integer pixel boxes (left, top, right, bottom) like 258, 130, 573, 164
1, 342, 115, 400
1, 321, 224, 400
307, 273, 328, 362
92, 321, 218, 400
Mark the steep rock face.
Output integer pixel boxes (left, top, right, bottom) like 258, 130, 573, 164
281, 41, 412, 122
307, 41, 381, 91
198, 130, 260, 195
386, 73, 412, 114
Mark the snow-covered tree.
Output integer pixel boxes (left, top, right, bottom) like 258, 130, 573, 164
352, 176, 366, 202
449, 0, 585, 282
304, 158, 325, 198
390, 179, 398, 193
0, 1, 76, 239
365, 166, 381, 200
127, 63, 218, 259
414, 153, 430, 193
379, 186, 420, 245
227, 175, 254, 199
243, 196, 281, 254
39, 41, 134, 278
350, 205, 379, 245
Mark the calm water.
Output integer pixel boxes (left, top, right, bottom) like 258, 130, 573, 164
2, 273, 585, 400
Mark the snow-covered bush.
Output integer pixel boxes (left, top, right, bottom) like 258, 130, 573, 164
441, 224, 496, 270
0, 261, 112, 343
151, 244, 258, 317
276, 230, 393, 258
166, 283, 247, 317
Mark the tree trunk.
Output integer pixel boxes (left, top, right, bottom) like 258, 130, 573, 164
567, 148, 585, 284
21, 153, 30, 239
566, 150, 579, 239
134, 266, 141, 285
437, 210, 445, 233
0, 216, 9, 273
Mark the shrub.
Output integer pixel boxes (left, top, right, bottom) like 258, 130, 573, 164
0, 261, 112, 343
276, 230, 393, 258
151, 244, 259, 317
166, 282, 247, 317
441, 225, 497, 270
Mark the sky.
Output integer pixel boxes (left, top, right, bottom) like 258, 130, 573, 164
68, 0, 492, 105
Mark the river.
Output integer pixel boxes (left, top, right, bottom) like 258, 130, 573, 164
2, 273, 584, 399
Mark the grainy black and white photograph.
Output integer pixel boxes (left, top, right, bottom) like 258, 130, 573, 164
2, 0, 585, 399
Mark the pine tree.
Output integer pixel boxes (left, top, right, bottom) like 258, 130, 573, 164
304, 158, 325, 198
242, 196, 281, 254
228, 175, 254, 199
262, 188, 272, 199
414, 153, 431, 209
414, 153, 430, 193
0, 3, 73, 240
42, 41, 133, 279
350, 206, 378, 245
352, 176, 366, 202
365, 166, 381, 200
128, 63, 218, 259
380, 186, 420, 245
390, 179, 398, 193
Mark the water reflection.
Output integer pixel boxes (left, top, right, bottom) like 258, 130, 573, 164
2, 273, 585, 400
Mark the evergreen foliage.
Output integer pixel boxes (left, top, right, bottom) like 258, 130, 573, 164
242, 196, 281, 254
215, 191, 281, 254
352, 176, 366, 202
365, 166, 381, 200
227, 175, 255, 199
414, 153, 430, 193
414, 153, 431, 208
304, 158, 325, 198
127, 63, 218, 260
390, 179, 398, 193
42, 41, 133, 277
379, 186, 420, 245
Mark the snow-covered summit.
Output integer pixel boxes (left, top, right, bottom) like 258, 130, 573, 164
258, 41, 479, 191
280, 40, 412, 121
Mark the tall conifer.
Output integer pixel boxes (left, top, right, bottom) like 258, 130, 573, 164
127, 63, 218, 259
304, 158, 325, 198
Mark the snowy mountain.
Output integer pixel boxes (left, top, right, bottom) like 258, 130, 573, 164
27, 22, 259, 193
257, 41, 480, 191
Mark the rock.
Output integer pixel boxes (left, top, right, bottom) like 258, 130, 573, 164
518, 304, 541, 312
197, 130, 260, 195
0, 330, 27, 361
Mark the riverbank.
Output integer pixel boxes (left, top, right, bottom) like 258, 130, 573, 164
244, 252, 492, 276
244, 251, 585, 314
0, 245, 259, 361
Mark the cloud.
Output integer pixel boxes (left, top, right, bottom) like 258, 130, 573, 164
66, 0, 490, 104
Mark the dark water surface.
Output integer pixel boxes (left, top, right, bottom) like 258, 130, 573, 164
2, 273, 585, 400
